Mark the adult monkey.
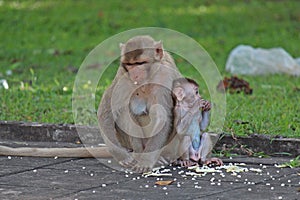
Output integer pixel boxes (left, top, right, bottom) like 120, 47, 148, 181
98, 35, 181, 173
0, 36, 183, 173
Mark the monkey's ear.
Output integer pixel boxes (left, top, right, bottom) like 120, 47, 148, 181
173, 87, 185, 101
119, 43, 125, 50
154, 40, 163, 60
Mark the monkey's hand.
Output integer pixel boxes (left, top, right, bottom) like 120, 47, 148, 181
119, 154, 138, 168
200, 100, 211, 112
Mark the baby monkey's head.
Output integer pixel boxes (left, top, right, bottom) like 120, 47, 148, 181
172, 77, 202, 106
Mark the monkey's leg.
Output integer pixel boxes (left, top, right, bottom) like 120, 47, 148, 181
173, 136, 197, 167
132, 103, 173, 173
0, 145, 111, 158
198, 132, 213, 162
170, 139, 198, 167
129, 137, 144, 153
98, 87, 135, 165
198, 132, 223, 166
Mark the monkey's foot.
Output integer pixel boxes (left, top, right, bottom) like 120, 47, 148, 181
204, 157, 223, 167
157, 156, 171, 165
174, 159, 198, 167
119, 156, 138, 168
131, 164, 153, 173
130, 155, 156, 173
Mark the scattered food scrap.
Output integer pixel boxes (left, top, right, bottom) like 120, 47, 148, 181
223, 165, 248, 173
142, 167, 173, 177
185, 172, 205, 177
185, 163, 262, 177
155, 180, 174, 186
187, 163, 263, 177
188, 165, 222, 173
217, 76, 253, 94
249, 168, 263, 173
142, 163, 263, 180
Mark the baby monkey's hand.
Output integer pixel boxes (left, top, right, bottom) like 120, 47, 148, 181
200, 99, 211, 112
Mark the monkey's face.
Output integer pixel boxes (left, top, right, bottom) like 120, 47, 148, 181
122, 59, 150, 85
183, 83, 201, 105
120, 36, 164, 85
120, 45, 156, 85
173, 80, 202, 107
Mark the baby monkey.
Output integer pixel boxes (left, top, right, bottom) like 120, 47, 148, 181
172, 78, 223, 167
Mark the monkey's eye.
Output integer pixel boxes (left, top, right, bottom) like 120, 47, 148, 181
125, 61, 147, 66
122, 63, 135, 71
196, 91, 199, 95
135, 61, 148, 65
123, 61, 148, 70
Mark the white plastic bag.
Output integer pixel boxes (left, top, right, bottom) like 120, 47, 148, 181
295, 58, 300, 66
226, 45, 300, 76
0, 79, 9, 89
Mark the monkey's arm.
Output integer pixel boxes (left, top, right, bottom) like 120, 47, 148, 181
132, 88, 174, 172
200, 111, 210, 131
98, 86, 134, 162
175, 111, 196, 135
199, 100, 211, 131
174, 100, 201, 136
0, 145, 111, 158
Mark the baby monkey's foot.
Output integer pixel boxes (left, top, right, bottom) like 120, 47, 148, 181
204, 157, 223, 167
174, 159, 198, 167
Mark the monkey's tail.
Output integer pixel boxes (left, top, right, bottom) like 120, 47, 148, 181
0, 145, 111, 158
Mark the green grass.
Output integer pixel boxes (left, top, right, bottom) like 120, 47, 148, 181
0, 0, 299, 138
276, 156, 300, 168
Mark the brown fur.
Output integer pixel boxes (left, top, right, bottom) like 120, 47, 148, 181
98, 35, 182, 173
172, 78, 222, 167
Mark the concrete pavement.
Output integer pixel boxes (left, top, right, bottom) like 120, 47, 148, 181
0, 155, 299, 200
0, 121, 299, 199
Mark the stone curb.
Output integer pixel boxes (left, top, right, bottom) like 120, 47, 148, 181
0, 121, 299, 157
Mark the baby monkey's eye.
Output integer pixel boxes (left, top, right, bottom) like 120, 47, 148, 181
196, 91, 199, 95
